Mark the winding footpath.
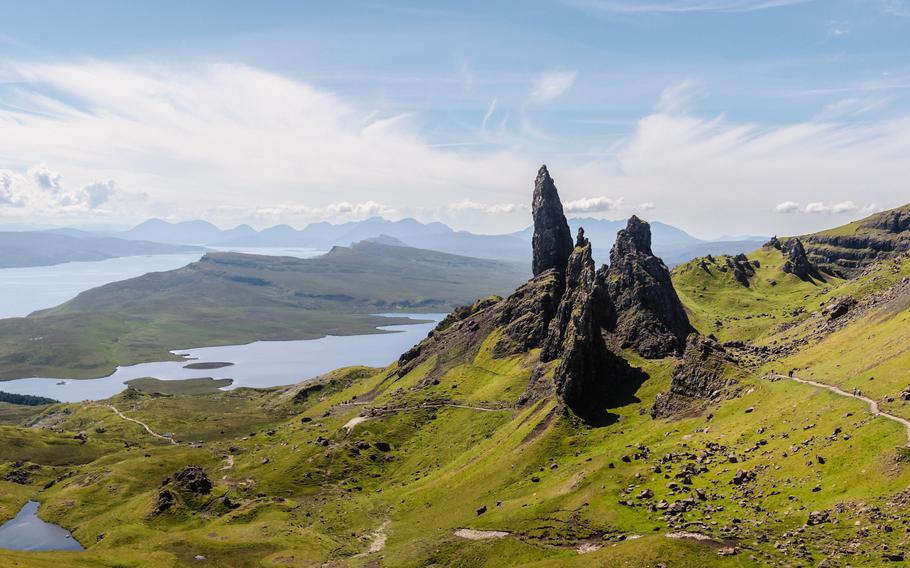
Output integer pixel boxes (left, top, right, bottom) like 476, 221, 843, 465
772, 374, 910, 446
107, 405, 178, 445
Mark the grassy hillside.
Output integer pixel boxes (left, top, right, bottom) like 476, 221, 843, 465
0, 209, 907, 566
2, 245, 910, 566
672, 246, 844, 342
0, 242, 528, 379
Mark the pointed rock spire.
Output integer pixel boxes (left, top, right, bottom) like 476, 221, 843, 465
606, 216, 692, 358
536, 227, 619, 414
531, 165, 573, 277
781, 238, 817, 280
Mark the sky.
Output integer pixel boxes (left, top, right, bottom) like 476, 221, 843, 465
0, 0, 908, 238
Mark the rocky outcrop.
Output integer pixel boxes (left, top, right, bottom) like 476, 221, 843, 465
697, 254, 758, 287
169, 466, 213, 495
802, 205, 910, 277
651, 335, 737, 419
531, 165, 573, 278
764, 236, 782, 250
391, 167, 692, 419
536, 229, 619, 412
494, 272, 563, 356
863, 207, 910, 233
781, 238, 818, 280
606, 216, 693, 358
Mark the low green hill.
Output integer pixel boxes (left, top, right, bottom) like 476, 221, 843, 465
0, 242, 528, 379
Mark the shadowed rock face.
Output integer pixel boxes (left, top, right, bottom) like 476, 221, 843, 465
651, 334, 734, 418
781, 238, 817, 281
606, 216, 693, 358
531, 165, 573, 278
539, 230, 617, 409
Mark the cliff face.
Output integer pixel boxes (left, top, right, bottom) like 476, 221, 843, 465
605, 216, 693, 358
531, 165, 574, 279
804, 205, 910, 277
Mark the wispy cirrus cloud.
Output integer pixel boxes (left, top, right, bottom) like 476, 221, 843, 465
882, 0, 910, 17
0, 61, 908, 237
566, 0, 815, 14
530, 71, 577, 102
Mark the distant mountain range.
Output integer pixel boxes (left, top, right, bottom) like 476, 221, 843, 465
107, 216, 767, 266
0, 231, 202, 269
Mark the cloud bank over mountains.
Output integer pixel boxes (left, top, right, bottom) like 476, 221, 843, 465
0, 61, 907, 236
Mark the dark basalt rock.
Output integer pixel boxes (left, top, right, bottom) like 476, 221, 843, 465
764, 236, 782, 250
651, 334, 735, 419
151, 489, 175, 517
170, 465, 213, 495
802, 205, 910, 277
536, 229, 620, 413
493, 271, 563, 356
531, 165, 573, 278
727, 254, 756, 287
822, 296, 856, 321
4, 469, 29, 485
781, 238, 818, 281
863, 208, 910, 233
605, 216, 693, 358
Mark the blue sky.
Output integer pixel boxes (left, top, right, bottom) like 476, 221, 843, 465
0, 0, 908, 236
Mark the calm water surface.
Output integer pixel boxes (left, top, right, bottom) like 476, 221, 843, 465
0, 248, 325, 319
0, 314, 443, 402
0, 501, 83, 552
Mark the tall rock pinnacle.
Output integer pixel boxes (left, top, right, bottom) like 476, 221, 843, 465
606, 216, 693, 358
538, 227, 619, 413
531, 165, 573, 277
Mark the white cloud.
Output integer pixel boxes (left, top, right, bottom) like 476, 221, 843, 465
531, 71, 577, 102
0, 166, 119, 214
882, 0, 910, 17
563, 196, 624, 213
803, 201, 861, 214
639, 201, 656, 210
827, 20, 849, 37
28, 164, 63, 192
831, 200, 858, 214
249, 201, 394, 220
815, 96, 891, 121
657, 79, 698, 115
775, 200, 800, 213
0, 61, 537, 227
0, 60, 908, 237
481, 98, 497, 130
568, 0, 815, 14
445, 199, 528, 215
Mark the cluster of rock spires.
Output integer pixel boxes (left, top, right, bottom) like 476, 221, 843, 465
398, 165, 724, 419
698, 254, 759, 287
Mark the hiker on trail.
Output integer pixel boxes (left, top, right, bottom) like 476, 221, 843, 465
788, 370, 794, 378
853, 387, 856, 397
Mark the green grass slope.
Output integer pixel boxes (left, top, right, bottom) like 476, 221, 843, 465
1, 303, 910, 566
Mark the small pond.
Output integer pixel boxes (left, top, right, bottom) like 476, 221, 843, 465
0, 501, 83, 552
